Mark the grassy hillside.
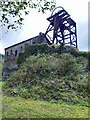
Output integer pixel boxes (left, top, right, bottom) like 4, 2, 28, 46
1, 44, 89, 118
3, 45, 89, 106
2, 96, 88, 118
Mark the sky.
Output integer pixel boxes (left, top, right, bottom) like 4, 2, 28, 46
0, 0, 89, 54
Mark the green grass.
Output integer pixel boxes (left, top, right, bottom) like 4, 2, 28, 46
2, 96, 89, 118
0, 60, 2, 81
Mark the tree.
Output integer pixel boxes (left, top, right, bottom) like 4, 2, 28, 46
0, 0, 56, 30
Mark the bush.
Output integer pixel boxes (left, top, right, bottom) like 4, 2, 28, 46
63, 45, 88, 58
16, 44, 88, 66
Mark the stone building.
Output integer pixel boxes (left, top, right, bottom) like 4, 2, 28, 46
3, 33, 49, 80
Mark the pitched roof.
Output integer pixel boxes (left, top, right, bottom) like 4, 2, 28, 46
5, 35, 40, 50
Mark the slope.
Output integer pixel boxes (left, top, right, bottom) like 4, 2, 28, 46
3, 44, 89, 105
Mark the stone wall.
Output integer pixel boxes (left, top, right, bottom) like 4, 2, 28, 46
3, 56, 18, 80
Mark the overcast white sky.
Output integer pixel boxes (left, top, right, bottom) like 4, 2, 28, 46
0, 0, 89, 54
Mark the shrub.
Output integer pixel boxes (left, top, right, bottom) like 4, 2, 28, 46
16, 44, 88, 66
63, 45, 88, 58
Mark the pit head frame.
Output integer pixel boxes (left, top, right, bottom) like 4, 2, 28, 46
41, 6, 78, 48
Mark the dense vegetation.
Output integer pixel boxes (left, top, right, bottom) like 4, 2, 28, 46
3, 44, 89, 106
17, 44, 88, 65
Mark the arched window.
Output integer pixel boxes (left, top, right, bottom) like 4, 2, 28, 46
7, 52, 8, 56
20, 46, 23, 53
15, 50, 18, 57
33, 41, 35, 44
10, 50, 13, 56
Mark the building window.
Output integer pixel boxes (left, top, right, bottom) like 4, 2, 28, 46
15, 50, 18, 57
6, 52, 8, 56
20, 46, 23, 53
33, 41, 35, 44
10, 50, 13, 56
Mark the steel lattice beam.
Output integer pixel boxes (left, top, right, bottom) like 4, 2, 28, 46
41, 6, 78, 49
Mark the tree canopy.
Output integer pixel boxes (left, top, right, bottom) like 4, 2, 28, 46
0, 0, 56, 30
